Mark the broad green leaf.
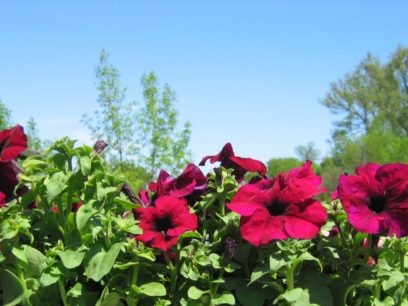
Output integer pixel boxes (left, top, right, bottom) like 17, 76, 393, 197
96, 182, 117, 200
275, 288, 318, 305
269, 255, 286, 273
57, 249, 86, 269
188, 286, 209, 300
98, 292, 126, 306
212, 292, 235, 305
382, 270, 404, 291
0, 269, 24, 306
44, 172, 69, 201
248, 267, 269, 285
76, 200, 98, 231
84, 243, 122, 281
293, 252, 322, 272
139, 282, 167, 297
25, 245, 46, 277
40, 272, 59, 287
67, 282, 83, 298
79, 156, 91, 175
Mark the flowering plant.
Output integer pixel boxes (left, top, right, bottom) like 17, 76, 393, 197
1, 127, 408, 306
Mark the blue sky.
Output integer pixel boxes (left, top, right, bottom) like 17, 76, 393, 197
1, 1, 407, 164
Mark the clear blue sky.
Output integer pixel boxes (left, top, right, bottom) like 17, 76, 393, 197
1, 1, 407, 164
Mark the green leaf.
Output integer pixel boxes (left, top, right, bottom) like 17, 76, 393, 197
84, 243, 122, 281
24, 245, 46, 277
249, 267, 269, 285
0, 269, 24, 306
188, 286, 209, 300
96, 182, 117, 200
269, 255, 287, 273
76, 200, 98, 231
57, 249, 86, 269
40, 272, 59, 287
293, 252, 322, 272
275, 288, 318, 305
139, 282, 167, 297
382, 270, 404, 291
67, 282, 84, 298
212, 292, 235, 305
98, 292, 126, 306
79, 156, 91, 175
44, 172, 69, 201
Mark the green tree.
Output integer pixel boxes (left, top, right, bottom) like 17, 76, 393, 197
137, 72, 192, 178
381, 46, 408, 135
0, 99, 12, 129
294, 142, 320, 161
25, 117, 43, 152
82, 50, 135, 170
266, 157, 302, 177
321, 53, 385, 137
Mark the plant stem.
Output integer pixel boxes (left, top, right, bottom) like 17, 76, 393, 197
58, 278, 69, 306
218, 194, 225, 216
286, 265, 296, 306
164, 252, 178, 295
286, 264, 294, 291
400, 244, 405, 273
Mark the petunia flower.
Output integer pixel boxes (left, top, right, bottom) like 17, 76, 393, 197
0, 125, 28, 163
337, 162, 408, 237
142, 163, 208, 206
227, 161, 327, 246
199, 143, 267, 182
0, 191, 6, 208
135, 196, 198, 251
0, 161, 19, 199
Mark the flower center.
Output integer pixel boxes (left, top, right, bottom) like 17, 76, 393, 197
267, 201, 286, 216
155, 217, 172, 233
369, 195, 387, 213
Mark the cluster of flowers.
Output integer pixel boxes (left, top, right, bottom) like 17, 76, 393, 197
2, 125, 408, 250
131, 142, 408, 253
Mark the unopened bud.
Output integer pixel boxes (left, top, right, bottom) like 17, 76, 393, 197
93, 140, 108, 154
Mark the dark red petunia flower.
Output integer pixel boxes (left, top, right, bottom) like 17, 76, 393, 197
227, 161, 327, 246
199, 143, 267, 182
144, 163, 207, 206
0, 161, 19, 199
0, 125, 28, 163
0, 191, 6, 208
337, 163, 408, 237
135, 196, 198, 251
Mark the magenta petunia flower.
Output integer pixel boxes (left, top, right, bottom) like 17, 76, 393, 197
227, 161, 327, 246
135, 196, 198, 251
0, 125, 28, 163
142, 163, 208, 206
199, 143, 267, 182
337, 162, 408, 237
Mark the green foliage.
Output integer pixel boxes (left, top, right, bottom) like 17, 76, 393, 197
295, 142, 320, 162
2, 138, 408, 305
82, 50, 135, 170
267, 157, 302, 177
137, 72, 192, 178
24, 117, 44, 152
0, 99, 12, 130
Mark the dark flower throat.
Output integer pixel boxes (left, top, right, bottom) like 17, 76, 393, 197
156, 217, 172, 233
267, 201, 286, 216
369, 195, 387, 213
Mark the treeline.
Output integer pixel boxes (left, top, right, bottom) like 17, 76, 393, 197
1, 50, 192, 191
268, 46, 408, 193
2, 46, 408, 195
